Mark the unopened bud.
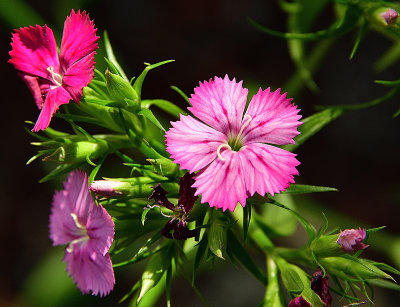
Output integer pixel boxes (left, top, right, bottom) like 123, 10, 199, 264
381, 8, 398, 25
147, 158, 182, 178
90, 177, 154, 198
105, 69, 139, 109
337, 228, 368, 253
311, 234, 343, 257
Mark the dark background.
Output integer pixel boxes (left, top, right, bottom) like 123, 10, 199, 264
1, 0, 399, 306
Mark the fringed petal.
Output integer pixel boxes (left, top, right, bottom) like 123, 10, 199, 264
60, 9, 99, 71
166, 114, 227, 172
243, 88, 302, 145
193, 150, 246, 212
9, 25, 59, 78
188, 75, 248, 135
239, 143, 300, 197
64, 249, 115, 297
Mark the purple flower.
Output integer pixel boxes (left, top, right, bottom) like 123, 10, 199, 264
288, 296, 310, 307
337, 228, 369, 253
89, 180, 124, 197
49, 171, 115, 296
149, 173, 198, 240
311, 268, 332, 307
381, 8, 398, 25
166, 75, 301, 211
9, 10, 99, 131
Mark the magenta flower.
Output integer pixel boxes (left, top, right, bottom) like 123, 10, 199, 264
49, 171, 115, 296
288, 296, 310, 307
166, 75, 301, 211
9, 9, 99, 131
337, 228, 369, 253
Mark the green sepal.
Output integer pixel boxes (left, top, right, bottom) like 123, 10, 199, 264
310, 233, 343, 257
192, 234, 208, 285
142, 99, 187, 117
138, 109, 165, 131
137, 253, 166, 303
103, 31, 128, 80
147, 158, 183, 178
133, 60, 174, 101
207, 211, 229, 259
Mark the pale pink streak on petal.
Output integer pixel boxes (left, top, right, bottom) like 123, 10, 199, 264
64, 249, 115, 297
188, 75, 248, 135
32, 86, 71, 132
9, 25, 59, 78
62, 51, 95, 102
243, 88, 302, 145
20, 74, 43, 109
166, 114, 227, 172
193, 150, 247, 212
60, 10, 99, 71
239, 143, 300, 197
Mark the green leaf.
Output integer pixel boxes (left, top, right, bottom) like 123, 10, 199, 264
141, 99, 187, 117
349, 18, 368, 60
242, 204, 251, 240
375, 79, 400, 86
88, 154, 107, 185
133, 60, 174, 100
368, 279, 400, 291
207, 213, 228, 259
283, 107, 345, 152
227, 230, 267, 285
39, 162, 84, 183
269, 198, 316, 243
192, 234, 208, 285
248, 5, 360, 41
170, 85, 190, 105
141, 208, 151, 226
138, 109, 166, 131
103, 31, 128, 81
284, 184, 338, 194
275, 257, 303, 294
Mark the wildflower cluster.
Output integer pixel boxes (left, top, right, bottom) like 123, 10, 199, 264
9, 3, 400, 306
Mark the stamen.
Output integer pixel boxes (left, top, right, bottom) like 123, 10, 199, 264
233, 114, 252, 149
47, 66, 63, 87
70, 213, 86, 230
66, 236, 89, 253
217, 143, 231, 161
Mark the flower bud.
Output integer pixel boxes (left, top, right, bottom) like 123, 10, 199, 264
90, 178, 154, 198
311, 268, 332, 307
319, 257, 390, 280
43, 140, 108, 164
337, 228, 368, 253
288, 296, 310, 307
311, 234, 343, 257
381, 8, 398, 25
105, 69, 139, 109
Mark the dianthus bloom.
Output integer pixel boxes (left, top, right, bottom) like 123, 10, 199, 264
311, 267, 332, 306
381, 8, 398, 25
166, 75, 301, 211
49, 171, 115, 296
9, 9, 99, 131
337, 228, 369, 253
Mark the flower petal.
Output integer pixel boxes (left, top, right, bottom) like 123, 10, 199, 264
243, 88, 301, 145
20, 74, 43, 109
86, 204, 115, 256
166, 114, 227, 172
64, 249, 115, 297
59, 10, 99, 71
62, 51, 96, 102
9, 25, 59, 79
32, 86, 71, 131
239, 143, 300, 197
193, 150, 246, 212
188, 75, 248, 135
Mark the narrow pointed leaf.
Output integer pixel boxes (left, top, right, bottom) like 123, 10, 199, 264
138, 109, 166, 131
284, 184, 338, 194
103, 31, 128, 80
141, 99, 187, 117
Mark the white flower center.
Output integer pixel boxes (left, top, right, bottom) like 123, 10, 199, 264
66, 213, 89, 253
47, 66, 63, 87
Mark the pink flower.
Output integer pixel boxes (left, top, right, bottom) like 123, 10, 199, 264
337, 228, 369, 253
166, 75, 301, 211
381, 8, 398, 25
49, 171, 115, 296
9, 9, 99, 131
